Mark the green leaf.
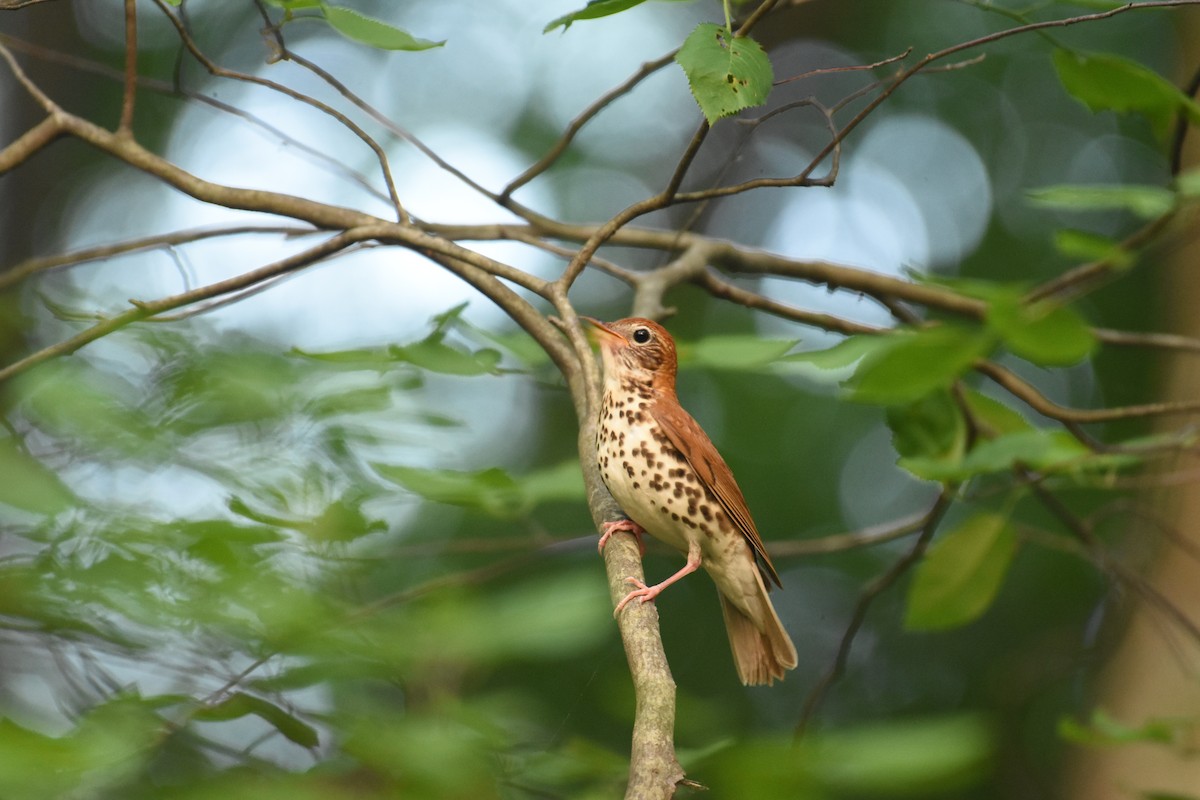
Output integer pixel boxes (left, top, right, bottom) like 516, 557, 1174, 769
887, 390, 967, 471
782, 335, 888, 370
680, 335, 799, 371
262, 0, 322, 7
516, 460, 586, 507
676, 23, 773, 124
1028, 184, 1176, 219
371, 460, 583, 517
813, 714, 994, 795
0, 435, 75, 515
907, 429, 1095, 482
1053, 49, 1200, 137
986, 296, 1095, 366
318, 3, 444, 51
1053, 229, 1133, 268
906, 512, 1018, 630
544, 0, 649, 32
961, 390, 1033, 436
390, 338, 502, 375
849, 326, 995, 406
1177, 167, 1200, 199
194, 692, 319, 748
1058, 708, 1184, 748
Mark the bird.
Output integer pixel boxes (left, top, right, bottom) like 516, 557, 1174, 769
584, 316, 798, 686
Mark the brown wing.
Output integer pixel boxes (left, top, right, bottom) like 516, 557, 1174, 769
651, 399, 782, 588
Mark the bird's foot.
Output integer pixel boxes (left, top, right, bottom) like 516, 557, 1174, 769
613, 577, 662, 616
598, 519, 646, 556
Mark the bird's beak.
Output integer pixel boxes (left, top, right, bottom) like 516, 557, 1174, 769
581, 316, 624, 346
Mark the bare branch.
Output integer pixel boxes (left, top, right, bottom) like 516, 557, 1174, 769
0, 225, 315, 291
148, 0, 407, 222
0, 115, 62, 174
0, 32, 391, 203
976, 360, 1200, 424
119, 0, 137, 136
502, 52, 678, 199
770, 510, 930, 557
0, 229, 370, 383
795, 491, 953, 738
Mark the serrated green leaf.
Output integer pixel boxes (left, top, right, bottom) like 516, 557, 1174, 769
318, 3, 444, 51
905, 512, 1017, 630
1028, 184, 1176, 218
1053, 49, 1200, 137
544, 0, 649, 32
680, 335, 799, 370
849, 326, 995, 406
987, 297, 1095, 366
390, 338, 502, 375
676, 23, 773, 124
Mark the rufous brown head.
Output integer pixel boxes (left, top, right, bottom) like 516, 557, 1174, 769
583, 317, 678, 390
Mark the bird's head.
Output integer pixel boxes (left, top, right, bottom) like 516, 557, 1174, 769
583, 317, 678, 391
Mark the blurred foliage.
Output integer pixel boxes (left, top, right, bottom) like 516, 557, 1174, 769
0, 0, 1197, 798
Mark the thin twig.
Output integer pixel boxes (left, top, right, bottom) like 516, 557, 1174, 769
795, 491, 953, 738
118, 0, 137, 136
502, 52, 678, 199
0, 225, 314, 291
149, 0, 407, 222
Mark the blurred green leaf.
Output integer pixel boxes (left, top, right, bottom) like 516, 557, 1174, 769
812, 714, 994, 794
906, 513, 1017, 630
888, 390, 967, 473
391, 338, 501, 375
676, 24, 773, 124
1058, 708, 1186, 748
1053, 229, 1133, 267
1028, 184, 1176, 218
195, 692, 319, 748
782, 334, 888, 371
902, 428, 1111, 482
302, 493, 387, 541
1053, 49, 1200, 137
0, 695, 162, 800
0, 435, 74, 515
545, 0, 650, 32
849, 326, 995, 405
987, 296, 1095, 366
679, 334, 799, 370
372, 460, 584, 517
316, 3, 444, 50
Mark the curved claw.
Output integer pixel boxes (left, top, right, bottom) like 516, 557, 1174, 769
598, 519, 647, 556
613, 578, 659, 616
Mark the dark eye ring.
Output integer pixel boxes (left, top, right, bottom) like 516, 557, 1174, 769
632, 328, 651, 344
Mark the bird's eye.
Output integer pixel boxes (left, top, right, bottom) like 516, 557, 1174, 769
632, 328, 651, 344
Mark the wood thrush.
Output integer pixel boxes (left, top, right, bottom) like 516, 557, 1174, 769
585, 317, 798, 685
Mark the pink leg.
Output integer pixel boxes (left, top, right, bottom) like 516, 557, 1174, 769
614, 540, 702, 616
598, 518, 646, 556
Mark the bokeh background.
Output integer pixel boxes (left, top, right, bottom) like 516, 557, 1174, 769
1, 1, 1198, 797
